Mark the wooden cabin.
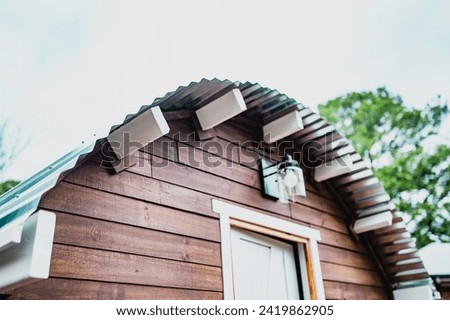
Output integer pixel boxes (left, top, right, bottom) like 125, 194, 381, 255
0, 79, 438, 300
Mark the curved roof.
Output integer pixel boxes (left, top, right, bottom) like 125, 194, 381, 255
0, 78, 430, 291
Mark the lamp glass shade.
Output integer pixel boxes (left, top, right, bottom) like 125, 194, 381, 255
277, 164, 306, 203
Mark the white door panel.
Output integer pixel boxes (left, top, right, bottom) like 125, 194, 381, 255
230, 228, 300, 300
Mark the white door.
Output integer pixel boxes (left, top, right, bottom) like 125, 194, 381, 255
230, 228, 301, 299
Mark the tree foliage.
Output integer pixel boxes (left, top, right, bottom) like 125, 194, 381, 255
319, 88, 450, 248
0, 121, 24, 195
0, 179, 20, 195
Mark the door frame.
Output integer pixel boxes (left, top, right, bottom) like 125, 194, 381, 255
212, 199, 325, 300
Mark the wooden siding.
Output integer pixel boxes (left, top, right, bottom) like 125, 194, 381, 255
440, 288, 450, 300
4, 118, 389, 300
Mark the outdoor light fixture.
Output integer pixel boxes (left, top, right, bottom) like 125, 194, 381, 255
260, 155, 306, 203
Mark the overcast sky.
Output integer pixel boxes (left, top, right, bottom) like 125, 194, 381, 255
1, 0, 450, 180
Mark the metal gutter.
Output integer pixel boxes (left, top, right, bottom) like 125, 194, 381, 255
0, 139, 99, 245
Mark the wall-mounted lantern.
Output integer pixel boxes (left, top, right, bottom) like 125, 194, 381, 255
260, 155, 306, 203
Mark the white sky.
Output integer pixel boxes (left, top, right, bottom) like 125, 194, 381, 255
1, 0, 450, 180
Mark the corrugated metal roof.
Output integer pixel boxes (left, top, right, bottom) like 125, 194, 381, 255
0, 78, 430, 291
0, 140, 99, 230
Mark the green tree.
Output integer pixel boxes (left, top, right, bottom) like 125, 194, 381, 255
0, 179, 20, 195
319, 88, 450, 248
0, 121, 25, 195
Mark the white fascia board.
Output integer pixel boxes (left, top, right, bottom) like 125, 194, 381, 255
263, 110, 304, 143
0, 216, 27, 252
107, 106, 170, 160
195, 89, 247, 130
314, 153, 353, 182
353, 211, 393, 234
0, 199, 41, 253
0, 210, 56, 291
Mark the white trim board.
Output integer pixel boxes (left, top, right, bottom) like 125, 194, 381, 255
195, 89, 247, 130
263, 109, 304, 144
0, 210, 56, 291
107, 106, 170, 160
212, 199, 325, 300
212, 199, 321, 241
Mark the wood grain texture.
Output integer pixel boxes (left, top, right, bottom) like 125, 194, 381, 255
63, 160, 217, 218
214, 121, 254, 144
54, 212, 221, 266
50, 244, 223, 291
165, 120, 240, 163
321, 261, 385, 287
151, 152, 345, 220
323, 281, 389, 300
150, 157, 291, 217
178, 145, 260, 189
40, 181, 220, 242
144, 136, 178, 162
315, 226, 366, 253
295, 191, 348, 219
4, 278, 222, 300
440, 290, 450, 300
317, 244, 375, 270
290, 203, 349, 234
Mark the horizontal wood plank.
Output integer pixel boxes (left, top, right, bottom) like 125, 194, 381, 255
4, 278, 222, 300
50, 244, 223, 291
151, 138, 337, 202
63, 161, 217, 219
54, 213, 221, 267
323, 281, 389, 300
317, 244, 375, 270
315, 226, 366, 253
165, 120, 240, 163
151, 155, 344, 218
150, 157, 291, 217
40, 181, 220, 242
321, 261, 384, 287
178, 145, 260, 189
214, 121, 254, 144
144, 136, 178, 161
290, 203, 349, 234
294, 191, 347, 219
